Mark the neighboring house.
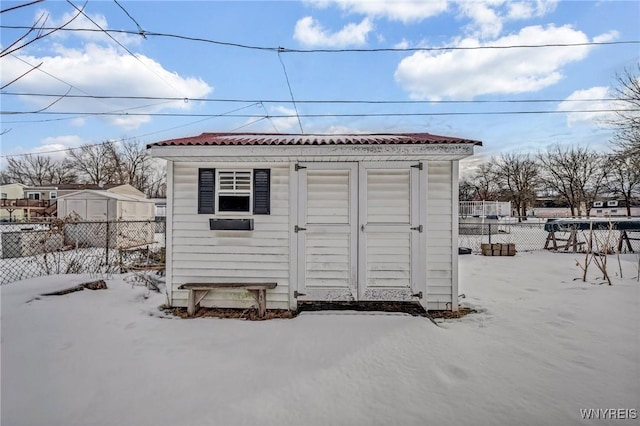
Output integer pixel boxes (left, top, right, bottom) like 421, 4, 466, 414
150, 132, 482, 313
0, 183, 27, 221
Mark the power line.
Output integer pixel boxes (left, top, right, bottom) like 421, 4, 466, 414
2, 92, 627, 105
1, 0, 44, 14
65, 0, 184, 98
260, 102, 280, 133
112, 0, 146, 37
277, 50, 303, 133
0, 103, 262, 158
3, 109, 637, 121
1, 24, 638, 53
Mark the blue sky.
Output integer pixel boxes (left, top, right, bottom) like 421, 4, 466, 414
1, 0, 639, 170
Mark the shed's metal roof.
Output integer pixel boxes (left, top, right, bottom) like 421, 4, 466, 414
148, 132, 482, 148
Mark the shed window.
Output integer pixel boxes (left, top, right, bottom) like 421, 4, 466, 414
198, 168, 270, 215
49, 191, 57, 200
218, 170, 252, 213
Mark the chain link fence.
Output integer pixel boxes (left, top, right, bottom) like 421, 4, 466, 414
1, 216, 636, 285
0, 219, 165, 285
459, 218, 640, 254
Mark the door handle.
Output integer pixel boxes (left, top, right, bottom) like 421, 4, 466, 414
361, 224, 365, 232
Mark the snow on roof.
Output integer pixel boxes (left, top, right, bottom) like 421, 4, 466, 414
148, 132, 483, 148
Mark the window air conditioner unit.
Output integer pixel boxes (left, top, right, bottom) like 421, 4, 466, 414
607, 200, 618, 207
593, 201, 604, 207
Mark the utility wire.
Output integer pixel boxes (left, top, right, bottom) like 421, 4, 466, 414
1, 91, 630, 105
260, 102, 280, 133
66, 0, 184, 98
1, 0, 44, 15
113, 0, 146, 37
3, 109, 638, 120
2, 25, 638, 53
0, 103, 262, 158
277, 49, 304, 133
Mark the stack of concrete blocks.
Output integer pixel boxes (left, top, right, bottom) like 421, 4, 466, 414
481, 243, 516, 256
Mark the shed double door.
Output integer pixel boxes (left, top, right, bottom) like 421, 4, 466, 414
296, 162, 426, 306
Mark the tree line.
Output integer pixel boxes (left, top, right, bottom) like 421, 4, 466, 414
0, 140, 166, 198
460, 145, 639, 218
462, 65, 639, 219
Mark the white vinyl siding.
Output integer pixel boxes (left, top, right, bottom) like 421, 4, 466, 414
426, 161, 454, 310
171, 162, 290, 310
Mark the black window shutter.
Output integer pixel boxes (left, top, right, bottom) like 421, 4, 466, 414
253, 169, 270, 215
198, 168, 215, 214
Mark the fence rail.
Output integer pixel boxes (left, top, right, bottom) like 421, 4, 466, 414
458, 219, 640, 254
1, 218, 636, 285
0, 219, 165, 285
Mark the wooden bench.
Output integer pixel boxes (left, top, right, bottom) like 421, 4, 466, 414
178, 283, 277, 318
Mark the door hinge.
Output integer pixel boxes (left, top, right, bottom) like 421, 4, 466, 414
294, 291, 306, 298
412, 291, 423, 299
411, 225, 423, 232
411, 163, 423, 170
294, 225, 306, 233
295, 164, 307, 171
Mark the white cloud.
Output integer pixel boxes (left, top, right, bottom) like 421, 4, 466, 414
506, 0, 558, 20
38, 8, 141, 46
456, 0, 559, 40
557, 86, 616, 127
306, 0, 449, 23
25, 135, 88, 161
2, 44, 213, 131
593, 30, 619, 43
457, 1, 504, 39
270, 106, 300, 132
294, 16, 373, 47
395, 25, 598, 100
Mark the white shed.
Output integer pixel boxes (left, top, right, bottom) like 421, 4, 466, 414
149, 133, 481, 313
57, 190, 154, 221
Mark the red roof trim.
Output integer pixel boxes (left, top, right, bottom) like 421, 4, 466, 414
148, 132, 482, 148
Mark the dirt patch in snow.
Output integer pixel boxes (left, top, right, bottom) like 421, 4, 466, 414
161, 306, 297, 320
160, 302, 476, 321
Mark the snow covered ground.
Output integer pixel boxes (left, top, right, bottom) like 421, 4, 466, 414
1, 251, 639, 426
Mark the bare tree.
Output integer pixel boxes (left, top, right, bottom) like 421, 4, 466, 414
67, 142, 117, 186
459, 178, 476, 201
605, 153, 640, 216
609, 64, 640, 157
493, 152, 540, 221
4, 154, 76, 186
539, 145, 607, 217
106, 139, 152, 190
470, 162, 500, 201
145, 162, 167, 198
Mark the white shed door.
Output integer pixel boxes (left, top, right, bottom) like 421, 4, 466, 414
296, 163, 358, 301
358, 162, 424, 302
87, 200, 108, 220
296, 162, 426, 305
